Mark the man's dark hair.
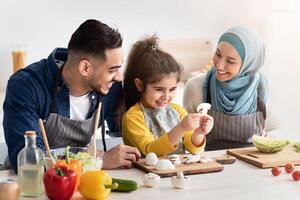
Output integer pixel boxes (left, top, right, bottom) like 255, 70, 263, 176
68, 19, 123, 60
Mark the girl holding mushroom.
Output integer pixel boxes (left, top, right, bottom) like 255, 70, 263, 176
122, 35, 214, 157
183, 26, 278, 150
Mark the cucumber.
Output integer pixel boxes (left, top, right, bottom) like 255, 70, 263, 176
111, 178, 138, 192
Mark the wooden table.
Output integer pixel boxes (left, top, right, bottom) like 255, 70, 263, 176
0, 150, 298, 200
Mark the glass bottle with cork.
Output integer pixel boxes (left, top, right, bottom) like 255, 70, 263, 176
17, 131, 44, 197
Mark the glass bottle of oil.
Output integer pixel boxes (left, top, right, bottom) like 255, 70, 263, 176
17, 131, 44, 197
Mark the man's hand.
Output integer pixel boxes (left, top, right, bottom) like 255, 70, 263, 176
101, 144, 141, 169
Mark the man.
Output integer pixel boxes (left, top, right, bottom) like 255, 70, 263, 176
3, 19, 140, 172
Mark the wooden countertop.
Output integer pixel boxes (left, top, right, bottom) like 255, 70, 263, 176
0, 150, 298, 200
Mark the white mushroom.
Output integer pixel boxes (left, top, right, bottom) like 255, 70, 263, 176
169, 154, 182, 166
172, 159, 182, 166
168, 154, 180, 160
199, 158, 208, 163
171, 171, 190, 189
176, 171, 184, 179
145, 152, 158, 166
197, 103, 211, 114
199, 156, 213, 163
182, 153, 201, 164
155, 159, 175, 170
142, 173, 160, 187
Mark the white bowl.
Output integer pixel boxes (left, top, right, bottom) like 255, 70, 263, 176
171, 174, 190, 189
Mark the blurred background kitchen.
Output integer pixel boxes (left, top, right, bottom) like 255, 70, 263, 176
1, 0, 300, 162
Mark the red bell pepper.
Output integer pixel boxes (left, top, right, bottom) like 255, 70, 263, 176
54, 146, 83, 190
43, 166, 77, 200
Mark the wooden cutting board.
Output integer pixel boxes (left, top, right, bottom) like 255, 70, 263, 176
134, 155, 224, 177
227, 145, 300, 168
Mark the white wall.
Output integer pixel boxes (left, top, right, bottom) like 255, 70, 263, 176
266, 11, 300, 140
0, 0, 299, 140
0, 0, 269, 89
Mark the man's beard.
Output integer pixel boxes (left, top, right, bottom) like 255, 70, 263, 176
90, 84, 107, 95
88, 78, 106, 96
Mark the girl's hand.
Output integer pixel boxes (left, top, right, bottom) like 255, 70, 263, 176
179, 113, 202, 131
194, 114, 214, 135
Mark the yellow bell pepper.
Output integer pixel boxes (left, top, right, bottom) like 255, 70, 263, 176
78, 170, 117, 200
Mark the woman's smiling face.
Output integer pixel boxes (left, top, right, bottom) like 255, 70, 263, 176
213, 41, 242, 81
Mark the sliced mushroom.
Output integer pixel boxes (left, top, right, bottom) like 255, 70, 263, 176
182, 153, 201, 164
199, 156, 213, 163
197, 103, 211, 114
169, 154, 182, 166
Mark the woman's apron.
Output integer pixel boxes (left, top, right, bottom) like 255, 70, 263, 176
205, 99, 266, 151
141, 104, 185, 154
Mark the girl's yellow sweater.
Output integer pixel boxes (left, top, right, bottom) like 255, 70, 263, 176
122, 103, 205, 157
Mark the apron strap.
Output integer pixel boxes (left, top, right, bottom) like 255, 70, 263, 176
100, 103, 107, 152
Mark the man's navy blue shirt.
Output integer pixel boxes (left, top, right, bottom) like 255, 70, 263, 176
3, 48, 123, 171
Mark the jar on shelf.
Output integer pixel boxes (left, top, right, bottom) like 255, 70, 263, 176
12, 45, 26, 73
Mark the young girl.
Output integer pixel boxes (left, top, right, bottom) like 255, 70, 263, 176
122, 35, 214, 157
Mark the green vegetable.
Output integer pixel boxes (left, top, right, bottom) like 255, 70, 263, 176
66, 151, 101, 172
294, 143, 300, 153
70, 152, 93, 167
252, 135, 290, 153
111, 178, 138, 192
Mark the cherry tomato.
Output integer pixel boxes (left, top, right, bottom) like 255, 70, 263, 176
285, 163, 295, 174
292, 170, 300, 181
271, 167, 281, 176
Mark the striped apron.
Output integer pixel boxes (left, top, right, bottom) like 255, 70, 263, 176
0, 68, 106, 171
44, 68, 106, 149
0, 68, 105, 170
141, 104, 185, 154
205, 99, 266, 151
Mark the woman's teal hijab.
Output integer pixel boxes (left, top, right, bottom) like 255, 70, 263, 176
204, 26, 268, 115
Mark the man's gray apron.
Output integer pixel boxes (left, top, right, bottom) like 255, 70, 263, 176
141, 104, 185, 154
0, 68, 105, 170
205, 99, 266, 151
45, 67, 105, 149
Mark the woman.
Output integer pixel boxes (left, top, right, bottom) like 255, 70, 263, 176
183, 26, 278, 150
